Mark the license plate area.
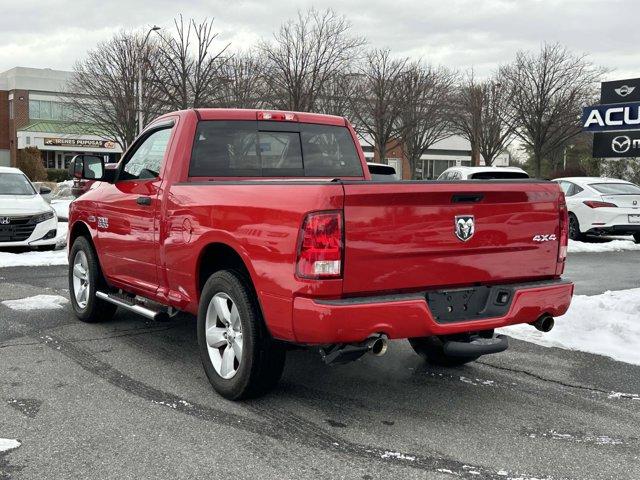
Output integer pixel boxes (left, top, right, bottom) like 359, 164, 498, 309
426, 285, 515, 324
629, 214, 640, 224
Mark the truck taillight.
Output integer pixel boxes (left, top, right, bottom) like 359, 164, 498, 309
257, 111, 298, 122
558, 200, 568, 263
296, 211, 343, 279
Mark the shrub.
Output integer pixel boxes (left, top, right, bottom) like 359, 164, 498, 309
46, 168, 70, 183
17, 147, 47, 182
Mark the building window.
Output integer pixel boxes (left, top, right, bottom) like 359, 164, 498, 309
29, 99, 83, 121
8, 100, 13, 119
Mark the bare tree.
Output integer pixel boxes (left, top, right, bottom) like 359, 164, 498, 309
260, 8, 365, 111
501, 43, 602, 177
349, 49, 409, 163
314, 72, 358, 118
218, 50, 268, 108
449, 72, 514, 167
149, 16, 229, 111
67, 32, 143, 149
399, 63, 457, 179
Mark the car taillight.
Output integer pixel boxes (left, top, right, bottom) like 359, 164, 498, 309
257, 111, 298, 122
558, 199, 568, 264
296, 211, 343, 279
583, 200, 617, 208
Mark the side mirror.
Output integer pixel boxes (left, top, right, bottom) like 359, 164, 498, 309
70, 154, 106, 181
39, 185, 52, 195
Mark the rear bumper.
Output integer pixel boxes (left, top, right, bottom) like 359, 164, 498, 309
586, 225, 640, 235
291, 279, 574, 344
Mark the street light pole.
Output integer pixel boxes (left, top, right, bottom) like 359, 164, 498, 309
138, 25, 161, 135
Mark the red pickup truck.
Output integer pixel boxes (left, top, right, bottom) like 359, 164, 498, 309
68, 109, 573, 399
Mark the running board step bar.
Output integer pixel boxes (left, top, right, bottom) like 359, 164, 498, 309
96, 291, 169, 321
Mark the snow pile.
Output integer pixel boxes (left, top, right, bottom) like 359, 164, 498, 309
52, 180, 74, 199
568, 239, 640, 253
0, 439, 21, 452
1, 294, 69, 311
51, 199, 72, 220
55, 222, 68, 248
500, 288, 640, 365
0, 249, 67, 268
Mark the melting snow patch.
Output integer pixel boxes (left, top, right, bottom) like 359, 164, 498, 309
0, 249, 67, 268
459, 376, 495, 387
380, 451, 416, 461
2, 295, 68, 311
499, 288, 640, 366
608, 391, 640, 401
0, 438, 21, 452
568, 238, 640, 253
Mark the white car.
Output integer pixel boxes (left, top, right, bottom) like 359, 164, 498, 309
0, 166, 58, 250
438, 166, 529, 180
554, 177, 640, 243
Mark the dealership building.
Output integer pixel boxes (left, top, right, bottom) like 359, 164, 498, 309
0, 67, 122, 169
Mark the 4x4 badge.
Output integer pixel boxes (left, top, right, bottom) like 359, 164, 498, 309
455, 215, 475, 242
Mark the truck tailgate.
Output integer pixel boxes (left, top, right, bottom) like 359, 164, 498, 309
342, 181, 563, 295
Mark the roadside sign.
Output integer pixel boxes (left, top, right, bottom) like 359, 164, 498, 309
593, 131, 640, 158
582, 101, 640, 132
600, 78, 640, 104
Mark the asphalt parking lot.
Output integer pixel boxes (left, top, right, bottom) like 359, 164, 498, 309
1, 253, 640, 480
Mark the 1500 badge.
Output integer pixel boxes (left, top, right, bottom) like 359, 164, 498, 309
532, 234, 556, 242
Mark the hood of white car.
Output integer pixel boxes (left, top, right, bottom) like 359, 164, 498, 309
0, 194, 51, 216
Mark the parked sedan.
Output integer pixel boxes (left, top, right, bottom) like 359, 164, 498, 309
554, 177, 640, 243
438, 166, 529, 180
0, 166, 58, 250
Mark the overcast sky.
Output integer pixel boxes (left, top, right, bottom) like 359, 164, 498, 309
0, 0, 636, 80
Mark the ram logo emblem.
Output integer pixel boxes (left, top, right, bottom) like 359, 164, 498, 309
454, 215, 475, 242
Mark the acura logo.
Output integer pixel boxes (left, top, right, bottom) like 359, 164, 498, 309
0, 217, 10, 225
615, 85, 636, 97
455, 215, 475, 242
612, 135, 631, 153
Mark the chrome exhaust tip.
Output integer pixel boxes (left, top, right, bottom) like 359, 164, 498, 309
367, 335, 388, 356
531, 314, 554, 333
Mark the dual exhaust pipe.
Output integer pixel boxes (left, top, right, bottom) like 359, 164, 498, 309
531, 314, 554, 332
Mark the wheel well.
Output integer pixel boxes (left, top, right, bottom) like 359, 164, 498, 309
69, 221, 92, 247
197, 243, 251, 295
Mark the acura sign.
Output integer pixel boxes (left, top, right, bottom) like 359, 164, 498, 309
582, 102, 640, 132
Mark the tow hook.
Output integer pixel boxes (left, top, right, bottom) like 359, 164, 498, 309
530, 314, 554, 332
320, 334, 388, 365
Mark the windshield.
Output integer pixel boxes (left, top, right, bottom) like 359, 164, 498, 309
590, 182, 640, 195
0, 172, 36, 195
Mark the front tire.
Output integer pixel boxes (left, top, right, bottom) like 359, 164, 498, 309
409, 335, 479, 367
68, 236, 117, 323
197, 270, 286, 400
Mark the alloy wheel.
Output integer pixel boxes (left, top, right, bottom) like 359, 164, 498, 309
205, 292, 244, 379
72, 250, 90, 309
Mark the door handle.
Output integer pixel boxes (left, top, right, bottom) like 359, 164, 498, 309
136, 196, 152, 206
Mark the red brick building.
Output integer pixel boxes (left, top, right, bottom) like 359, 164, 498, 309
0, 67, 122, 169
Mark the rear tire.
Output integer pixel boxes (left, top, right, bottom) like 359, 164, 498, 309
409, 335, 479, 367
634, 233, 640, 244
197, 270, 286, 400
568, 213, 585, 241
68, 236, 117, 323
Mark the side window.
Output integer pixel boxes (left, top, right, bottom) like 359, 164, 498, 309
121, 128, 172, 180
559, 181, 572, 196
572, 184, 584, 195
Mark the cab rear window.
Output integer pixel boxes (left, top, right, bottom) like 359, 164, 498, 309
189, 120, 363, 177
470, 171, 529, 179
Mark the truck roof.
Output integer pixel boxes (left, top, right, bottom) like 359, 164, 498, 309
194, 108, 347, 126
